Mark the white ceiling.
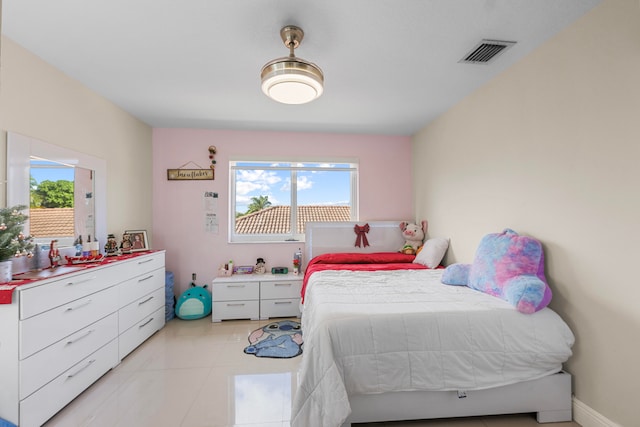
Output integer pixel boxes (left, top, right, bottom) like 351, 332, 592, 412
2, 0, 600, 136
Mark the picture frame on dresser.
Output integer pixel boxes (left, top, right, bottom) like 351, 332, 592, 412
125, 230, 149, 252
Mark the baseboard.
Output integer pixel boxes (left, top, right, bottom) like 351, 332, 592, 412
572, 397, 622, 427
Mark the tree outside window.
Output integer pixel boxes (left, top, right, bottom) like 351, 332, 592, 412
230, 160, 358, 242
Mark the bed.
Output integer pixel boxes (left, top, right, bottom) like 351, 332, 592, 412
292, 221, 575, 427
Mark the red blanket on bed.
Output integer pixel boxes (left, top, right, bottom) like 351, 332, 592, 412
301, 252, 427, 303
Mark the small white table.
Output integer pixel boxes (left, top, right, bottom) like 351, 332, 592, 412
211, 273, 302, 322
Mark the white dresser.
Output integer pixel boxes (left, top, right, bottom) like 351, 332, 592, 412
116, 254, 165, 360
211, 273, 302, 322
0, 251, 165, 427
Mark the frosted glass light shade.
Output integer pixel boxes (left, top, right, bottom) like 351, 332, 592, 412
261, 57, 324, 105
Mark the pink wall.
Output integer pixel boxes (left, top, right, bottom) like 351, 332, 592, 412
152, 128, 413, 294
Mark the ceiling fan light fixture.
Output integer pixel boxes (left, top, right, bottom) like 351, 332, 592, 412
261, 26, 324, 105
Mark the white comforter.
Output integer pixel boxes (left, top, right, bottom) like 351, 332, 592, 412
291, 269, 574, 427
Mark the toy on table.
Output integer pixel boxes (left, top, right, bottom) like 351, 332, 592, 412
120, 233, 132, 254
104, 234, 119, 256
399, 220, 427, 255
254, 257, 266, 274
48, 239, 61, 268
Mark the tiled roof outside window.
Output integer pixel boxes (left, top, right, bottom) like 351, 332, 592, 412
235, 205, 350, 234
29, 208, 75, 237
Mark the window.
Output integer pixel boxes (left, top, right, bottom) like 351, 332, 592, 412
230, 160, 358, 242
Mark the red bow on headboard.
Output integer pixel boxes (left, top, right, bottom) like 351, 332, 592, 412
354, 223, 370, 248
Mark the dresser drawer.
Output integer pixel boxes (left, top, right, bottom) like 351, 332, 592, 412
20, 313, 118, 400
260, 280, 302, 299
19, 270, 117, 320
119, 287, 165, 333
119, 306, 165, 360
213, 281, 259, 301
212, 300, 259, 322
260, 299, 301, 319
128, 252, 165, 274
19, 339, 118, 427
118, 267, 165, 309
19, 285, 118, 359
99, 252, 164, 286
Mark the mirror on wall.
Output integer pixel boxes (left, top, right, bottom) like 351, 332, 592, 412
7, 132, 106, 248
28, 158, 95, 245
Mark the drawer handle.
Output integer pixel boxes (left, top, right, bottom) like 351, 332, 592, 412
227, 285, 245, 288
65, 299, 92, 312
137, 275, 154, 283
226, 303, 245, 307
139, 317, 154, 328
274, 283, 292, 287
138, 259, 154, 265
65, 276, 97, 286
66, 329, 95, 345
138, 296, 154, 305
67, 359, 96, 379
275, 301, 293, 305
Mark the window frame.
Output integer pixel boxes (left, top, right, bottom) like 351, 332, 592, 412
229, 158, 359, 243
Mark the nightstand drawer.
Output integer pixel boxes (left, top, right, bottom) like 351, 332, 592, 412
213, 281, 259, 301
260, 299, 300, 319
213, 300, 259, 322
260, 280, 302, 299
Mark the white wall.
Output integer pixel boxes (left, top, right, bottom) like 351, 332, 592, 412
0, 36, 153, 240
412, 0, 639, 425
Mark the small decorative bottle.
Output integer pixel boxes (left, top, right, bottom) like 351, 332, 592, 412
293, 248, 303, 275
74, 235, 83, 256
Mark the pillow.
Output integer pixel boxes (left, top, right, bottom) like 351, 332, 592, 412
413, 237, 449, 268
467, 229, 552, 314
441, 263, 471, 285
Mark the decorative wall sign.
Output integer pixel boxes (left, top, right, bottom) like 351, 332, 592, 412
167, 168, 214, 180
167, 152, 215, 180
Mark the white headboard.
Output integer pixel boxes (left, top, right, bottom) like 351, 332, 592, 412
305, 221, 405, 264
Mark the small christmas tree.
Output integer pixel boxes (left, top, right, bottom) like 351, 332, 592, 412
0, 205, 35, 262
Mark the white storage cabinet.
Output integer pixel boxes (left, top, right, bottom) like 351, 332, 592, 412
212, 273, 302, 322
0, 251, 165, 427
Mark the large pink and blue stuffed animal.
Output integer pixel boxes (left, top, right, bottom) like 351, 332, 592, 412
441, 228, 552, 314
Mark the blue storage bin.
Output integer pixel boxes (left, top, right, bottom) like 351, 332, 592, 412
165, 271, 175, 322
0, 417, 17, 427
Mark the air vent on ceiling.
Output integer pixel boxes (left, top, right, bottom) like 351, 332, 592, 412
460, 39, 516, 64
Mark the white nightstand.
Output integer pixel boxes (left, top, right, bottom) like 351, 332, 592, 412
212, 273, 302, 322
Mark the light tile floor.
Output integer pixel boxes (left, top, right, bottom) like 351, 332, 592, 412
44, 317, 581, 427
